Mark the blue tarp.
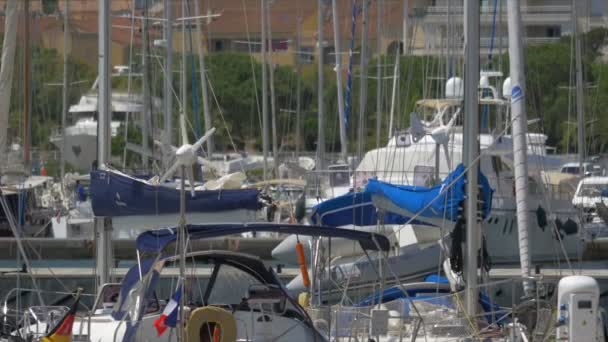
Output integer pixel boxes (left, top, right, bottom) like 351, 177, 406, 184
309, 192, 410, 226
135, 223, 392, 254
365, 164, 493, 222
90, 169, 261, 217
310, 164, 493, 227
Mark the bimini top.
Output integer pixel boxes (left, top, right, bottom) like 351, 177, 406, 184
136, 223, 391, 254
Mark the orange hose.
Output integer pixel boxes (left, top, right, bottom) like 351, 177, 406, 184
296, 241, 311, 288
213, 325, 221, 342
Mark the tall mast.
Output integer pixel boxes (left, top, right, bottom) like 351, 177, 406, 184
388, 47, 399, 139
357, 0, 369, 161
0, 0, 17, 164
163, 0, 173, 170
141, 0, 150, 170
316, 0, 325, 170
194, 0, 213, 156
295, 17, 302, 157
331, 0, 347, 162
95, 0, 113, 289
181, 0, 187, 141
375, 0, 382, 149
574, 1, 585, 176
402, 0, 408, 56
507, 0, 533, 296
463, 0, 480, 317
261, 0, 269, 180
23, 0, 31, 169
267, 3, 279, 175
60, 0, 69, 179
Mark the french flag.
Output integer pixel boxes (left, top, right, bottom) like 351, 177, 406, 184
154, 283, 182, 336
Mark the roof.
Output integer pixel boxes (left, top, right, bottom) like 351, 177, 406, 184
204, 0, 316, 38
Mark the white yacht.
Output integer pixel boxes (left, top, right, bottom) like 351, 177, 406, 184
50, 70, 160, 172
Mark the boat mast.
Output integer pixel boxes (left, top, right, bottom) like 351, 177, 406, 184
141, 0, 150, 171
0, 0, 17, 164
61, 0, 69, 179
316, 0, 325, 170
180, 0, 187, 162
507, 0, 533, 295
389, 0, 407, 138
357, 0, 369, 161
163, 0, 173, 170
95, 0, 113, 289
295, 17, 302, 157
194, 0, 213, 156
402, 0, 408, 56
178, 166, 186, 342
462, 0, 480, 317
267, 3, 279, 175
261, 0, 269, 181
23, 0, 31, 170
375, 0, 382, 149
573, 1, 585, 176
387, 49, 399, 140
331, 0, 348, 162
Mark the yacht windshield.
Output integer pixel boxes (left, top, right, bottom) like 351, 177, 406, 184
206, 264, 264, 305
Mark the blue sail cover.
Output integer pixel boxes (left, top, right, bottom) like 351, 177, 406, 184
310, 192, 410, 226
90, 169, 261, 217
365, 164, 493, 222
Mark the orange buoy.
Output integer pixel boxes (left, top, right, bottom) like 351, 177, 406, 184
212, 325, 221, 342
296, 240, 311, 288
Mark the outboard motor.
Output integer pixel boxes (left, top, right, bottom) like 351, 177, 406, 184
557, 275, 603, 341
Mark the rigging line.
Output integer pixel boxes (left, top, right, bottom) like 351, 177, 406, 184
186, 0, 201, 140
240, 0, 263, 134
523, 136, 575, 273
206, 74, 247, 175
487, 0, 499, 67
0, 188, 44, 306
21, 238, 71, 293
152, 54, 185, 115
122, 0, 138, 169
344, 0, 359, 133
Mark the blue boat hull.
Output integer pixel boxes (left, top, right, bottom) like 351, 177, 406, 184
90, 169, 260, 217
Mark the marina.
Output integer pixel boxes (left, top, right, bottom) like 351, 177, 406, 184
1, 0, 608, 341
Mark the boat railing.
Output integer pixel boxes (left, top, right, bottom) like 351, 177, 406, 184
2, 288, 96, 340
313, 276, 554, 340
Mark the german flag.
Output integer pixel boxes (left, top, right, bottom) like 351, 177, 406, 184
41, 294, 81, 342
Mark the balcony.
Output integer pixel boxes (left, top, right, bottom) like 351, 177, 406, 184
421, 5, 572, 25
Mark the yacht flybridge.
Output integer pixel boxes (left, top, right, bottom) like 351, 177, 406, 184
50, 69, 161, 172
